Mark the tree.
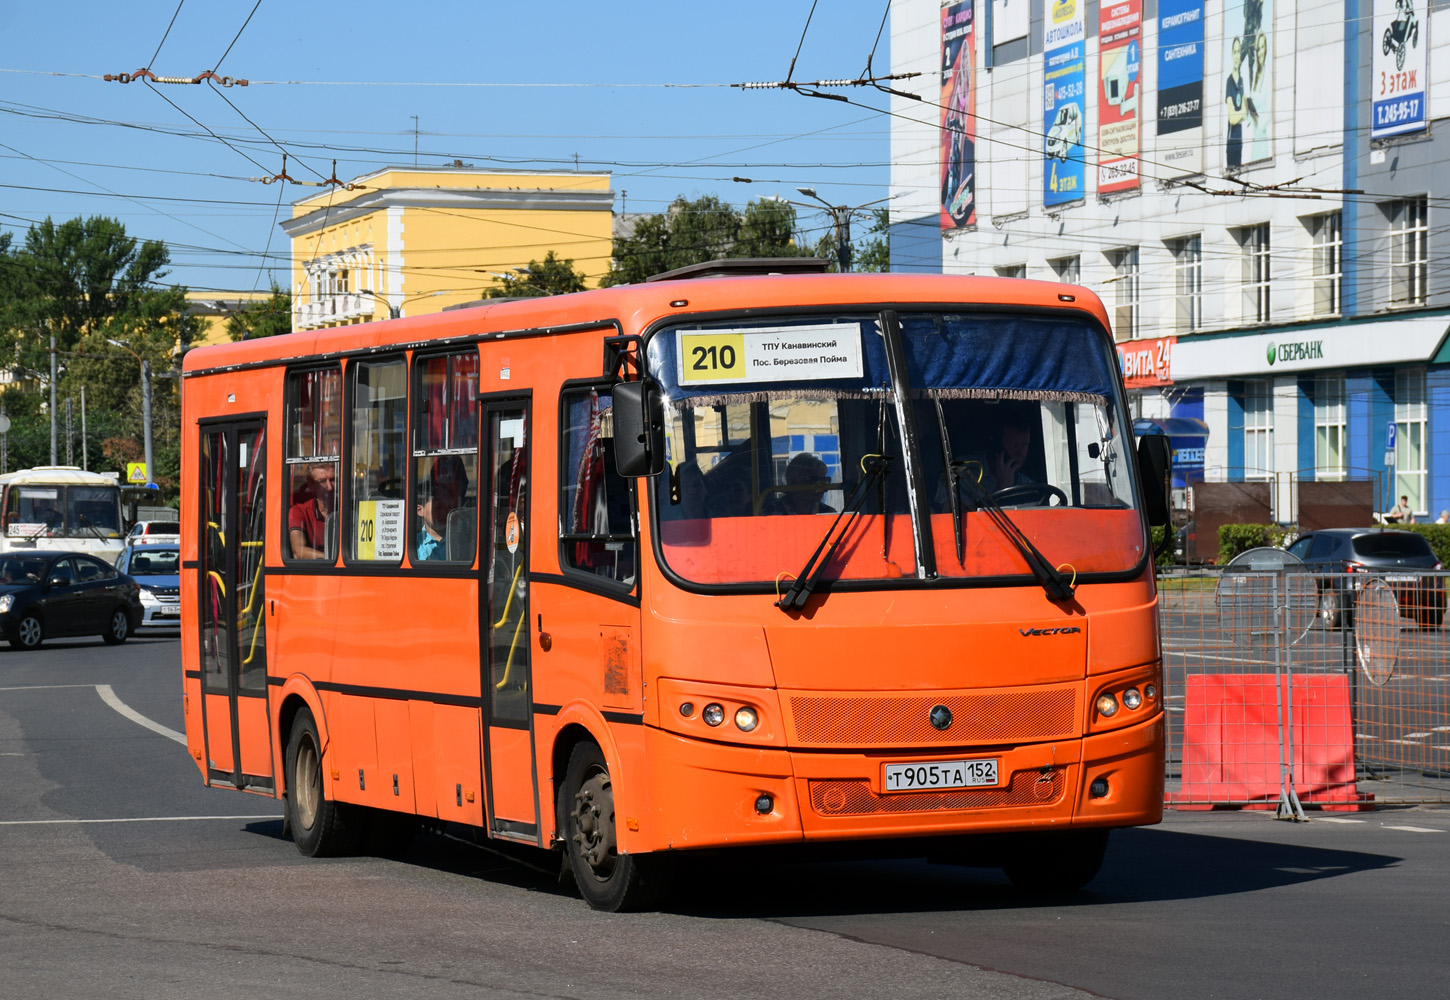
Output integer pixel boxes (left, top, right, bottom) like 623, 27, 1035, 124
483, 250, 588, 298
601, 195, 812, 286
226, 284, 292, 340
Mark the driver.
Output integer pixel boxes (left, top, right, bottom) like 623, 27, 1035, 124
941, 409, 1037, 507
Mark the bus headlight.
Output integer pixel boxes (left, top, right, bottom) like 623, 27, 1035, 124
702, 703, 725, 727
734, 706, 759, 732
1095, 694, 1119, 717
1122, 687, 1142, 710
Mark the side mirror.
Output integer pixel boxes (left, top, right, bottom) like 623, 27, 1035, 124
1136, 434, 1172, 528
47, 576, 68, 589
612, 379, 666, 477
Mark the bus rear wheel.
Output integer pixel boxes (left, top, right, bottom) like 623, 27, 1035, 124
285, 708, 362, 857
558, 742, 671, 912
1001, 828, 1110, 892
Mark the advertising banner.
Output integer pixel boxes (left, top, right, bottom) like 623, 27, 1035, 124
940, 1, 977, 230
1223, 0, 1274, 167
1097, 0, 1142, 194
1371, 0, 1427, 139
1043, 0, 1087, 207
993, 0, 1030, 45
1156, 0, 1204, 177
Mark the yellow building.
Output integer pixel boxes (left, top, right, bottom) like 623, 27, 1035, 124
281, 166, 614, 330
185, 290, 275, 348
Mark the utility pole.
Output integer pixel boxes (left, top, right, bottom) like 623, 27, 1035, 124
49, 334, 57, 465
141, 359, 154, 488
80, 385, 88, 471
794, 188, 896, 274
65, 397, 73, 465
411, 116, 419, 167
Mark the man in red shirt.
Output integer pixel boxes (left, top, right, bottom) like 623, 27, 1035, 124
289, 463, 336, 559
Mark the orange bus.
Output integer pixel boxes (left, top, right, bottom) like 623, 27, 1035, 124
181, 263, 1171, 911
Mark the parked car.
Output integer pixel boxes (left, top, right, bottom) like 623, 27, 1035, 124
114, 543, 180, 628
1284, 528, 1445, 629
0, 551, 143, 649
126, 520, 180, 545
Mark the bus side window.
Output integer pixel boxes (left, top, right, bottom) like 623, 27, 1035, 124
348, 358, 408, 563
560, 385, 636, 586
411, 351, 480, 567
283, 366, 342, 563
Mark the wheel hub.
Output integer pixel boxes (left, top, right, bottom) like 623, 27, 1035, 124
571, 769, 616, 874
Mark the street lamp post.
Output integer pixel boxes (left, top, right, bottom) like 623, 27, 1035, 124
794, 188, 896, 274
359, 288, 455, 320
107, 339, 154, 488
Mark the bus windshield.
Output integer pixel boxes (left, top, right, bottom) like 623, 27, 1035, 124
646, 310, 1145, 588
4, 484, 124, 539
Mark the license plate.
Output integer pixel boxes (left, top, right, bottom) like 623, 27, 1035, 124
883, 758, 999, 793
1385, 575, 1416, 583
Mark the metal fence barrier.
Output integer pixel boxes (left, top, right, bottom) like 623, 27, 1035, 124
1159, 568, 1450, 811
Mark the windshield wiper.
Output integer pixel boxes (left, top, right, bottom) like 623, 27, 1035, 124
77, 513, 107, 541
933, 398, 966, 566
954, 472, 1075, 603
776, 455, 892, 612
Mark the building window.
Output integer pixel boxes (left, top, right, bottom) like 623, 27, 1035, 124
1313, 375, 1345, 481
1050, 256, 1080, 285
1235, 224, 1271, 324
1388, 198, 1428, 307
995, 264, 1027, 279
1308, 212, 1341, 316
1396, 367, 1426, 512
1244, 379, 1272, 480
1107, 247, 1139, 341
1168, 235, 1202, 332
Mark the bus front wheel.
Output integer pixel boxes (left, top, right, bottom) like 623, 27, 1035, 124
285, 708, 362, 857
1001, 828, 1110, 892
558, 742, 671, 912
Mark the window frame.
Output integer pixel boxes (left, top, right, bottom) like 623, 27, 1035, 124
343, 354, 410, 567
1307, 212, 1342, 317
282, 364, 343, 566
408, 347, 481, 570
1107, 247, 1139, 341
557, 379, 639, 595
1168, 235, 1202, 332
1389, 197, 1429, 308
1395, 367, 1427, 513
1313, 375, 1346, 482
1243, 378, 1273, 480
1235, 224, 1271, 324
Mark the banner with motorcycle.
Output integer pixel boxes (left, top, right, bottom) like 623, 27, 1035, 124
1043, 0, 1086, 208
939, 0, 977, 230
1372, 0, 1427, 140
1156, 0, 1204, 178
1097, 0, 1142, 195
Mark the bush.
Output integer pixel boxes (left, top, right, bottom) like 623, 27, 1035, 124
1217, 523, 1297, 564
1395, 523, 1450, 567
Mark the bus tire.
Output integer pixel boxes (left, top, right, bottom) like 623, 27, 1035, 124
285, 707, 362, 857
1001, 828, 1110, 892
10, 613, 43, 650
558, 741, 672, 912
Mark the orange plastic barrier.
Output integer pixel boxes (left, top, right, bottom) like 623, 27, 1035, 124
1172, 673, 1372, 811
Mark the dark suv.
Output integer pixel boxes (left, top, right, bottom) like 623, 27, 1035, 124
1285, 528, 1445, 629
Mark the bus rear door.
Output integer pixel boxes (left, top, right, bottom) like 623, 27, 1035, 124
196, 419, 274, 791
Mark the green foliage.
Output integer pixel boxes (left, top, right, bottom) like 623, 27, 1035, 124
1394, 523, 1450, 567
601, 195, 812, 286
226, 284, 293, 340
483, 250, 588, 298
1217, 523, 1297, 564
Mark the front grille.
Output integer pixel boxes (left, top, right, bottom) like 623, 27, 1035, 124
808, 768, 1066, 816
788, 687, 1079, 747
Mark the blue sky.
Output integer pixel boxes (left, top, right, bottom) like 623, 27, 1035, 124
1, 1, 894, 293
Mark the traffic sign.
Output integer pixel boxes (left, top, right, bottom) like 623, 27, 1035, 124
126, 462, 148, 484
1387, 421, 1397, 451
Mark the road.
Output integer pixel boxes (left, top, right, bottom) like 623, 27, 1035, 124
2, 632, 1448, 999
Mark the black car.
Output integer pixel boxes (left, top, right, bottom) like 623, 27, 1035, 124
1285, 528, 1445, 629
0, 551, 143, 649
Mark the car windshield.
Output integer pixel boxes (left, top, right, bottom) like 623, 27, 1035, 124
129, 548, 180, 574
1354, 533, 1435, 559
644, 310, 1146, 588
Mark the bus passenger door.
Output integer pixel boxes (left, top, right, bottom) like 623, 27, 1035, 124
196, 419, 273, 792
481, 401, 538, 841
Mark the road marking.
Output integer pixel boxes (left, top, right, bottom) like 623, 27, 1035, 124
1382, 825, 1444, 834
1404, 732, 1433, 739
0, 815, 280, 827
1315, 817, 1366, 824
95, 684, 186, 745
0, 684, 101, 692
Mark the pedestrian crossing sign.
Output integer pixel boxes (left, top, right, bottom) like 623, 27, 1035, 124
127, 463, 148, 484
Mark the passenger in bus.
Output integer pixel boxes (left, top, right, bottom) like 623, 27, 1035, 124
288, 463, 336, 559
414, 479, 445, 561
765, 453, 837, 515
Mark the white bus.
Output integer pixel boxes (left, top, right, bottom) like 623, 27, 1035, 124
0, 467, 127, 563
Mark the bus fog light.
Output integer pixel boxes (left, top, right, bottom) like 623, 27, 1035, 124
1096, 694, 1119, 717
754, 793, 773, 814
702, 703, 725, 727
1122, 687, 1142, 710
1144, 684, 1157, 701
734, 706, 759, 732
1090, 777, 1110, 798
679, 702, 695, 718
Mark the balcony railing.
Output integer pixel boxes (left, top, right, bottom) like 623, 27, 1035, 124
295, 293, 381, 328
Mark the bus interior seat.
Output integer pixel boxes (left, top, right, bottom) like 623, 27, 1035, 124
324, 512, 338, 561
446, 506, 476, 561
